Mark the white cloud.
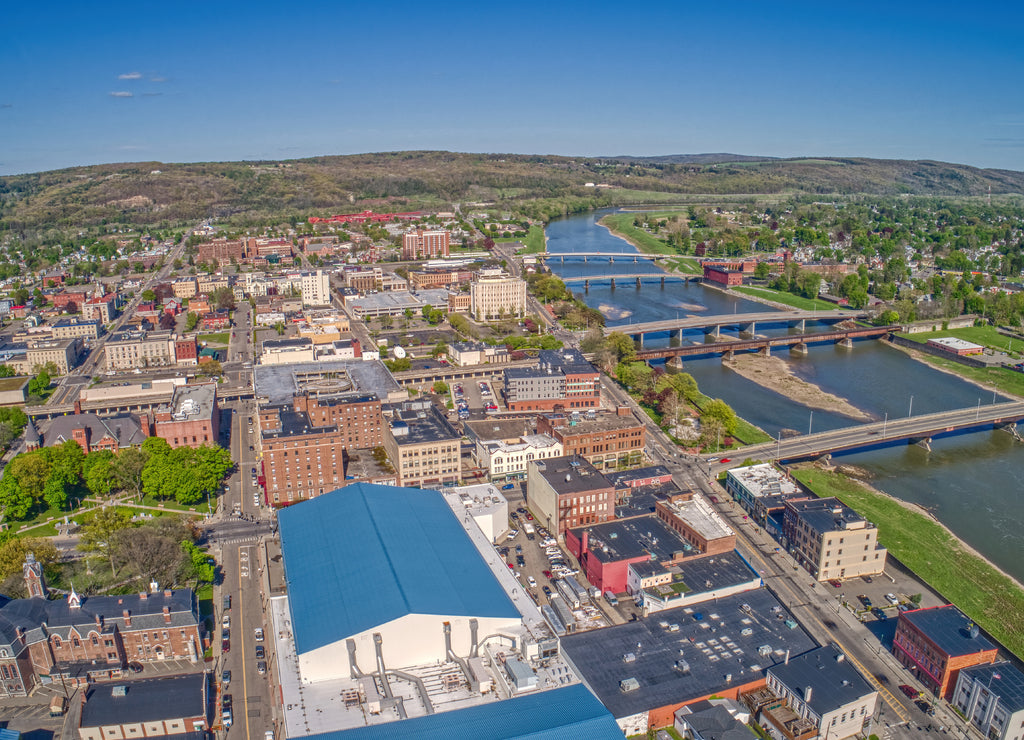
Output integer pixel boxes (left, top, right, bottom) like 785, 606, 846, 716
109, 91, 134, 98
118, 72, 142, 80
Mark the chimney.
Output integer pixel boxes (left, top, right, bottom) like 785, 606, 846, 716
617, 405, 631, 416
139, 413, 151, 437
123, 610, 131, 627
582, 531, 589, 554
139, 591, 147, 600
74, 399, 82, 415
163, 589, 172, 598
163, 606, 171, 624
784, 649, 790, 665
95, 614, 102, 627
804, 686, 813, 703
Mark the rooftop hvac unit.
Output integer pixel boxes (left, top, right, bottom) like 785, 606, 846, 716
622, 653, 636, 663
619, 677, 640, 693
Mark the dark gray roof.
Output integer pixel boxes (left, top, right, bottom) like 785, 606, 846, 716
786, 497, 866, 534
615, 483, 679, 518
537, 348, 597, 375
959, 662, 1024, 714
80, 673, 207, 726
768, 646, 875, 715
606, 465, 673, 488
569, 514, 696, 563
23, 416, 39, 445
530, 456, 611, 495
43, 413, 145, 449
899, 604, 995, 657
671, 551, 762, 595
387, 402, 459, 445
680, 704, 757, 739
561, 589, 817, 719
0, 589, 198, 649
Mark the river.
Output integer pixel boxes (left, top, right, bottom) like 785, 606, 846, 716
545, 209, 1024, 582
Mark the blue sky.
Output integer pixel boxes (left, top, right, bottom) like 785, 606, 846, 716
3, 1, 1024, 175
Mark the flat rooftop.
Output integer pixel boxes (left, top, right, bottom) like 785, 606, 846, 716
928, 337, 984, 352
571, 514, 697, 563
727, 464, 801, 499
551, 414, 643, 435
254, 359, 402, 405
607, 465, 674, 488
464, 418, 536, 442
388, 402, 460, 445
667, 551, 762, 596
769, 646, 875, 715
561, 588, 818, 719
787, 497, 868, 535
615, 483, 680, 519
899, 604, 996, 657
662, 495, 735, 542
531, 456, 611, 496
80, 673, 206, 726
158, 382, 216, 421
343, 448, 397, 481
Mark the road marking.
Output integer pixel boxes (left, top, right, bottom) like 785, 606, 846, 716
734, 516, 910, 723
238, 544, 253, 740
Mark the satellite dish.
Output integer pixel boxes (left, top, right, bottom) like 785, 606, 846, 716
393, 346, 407, 359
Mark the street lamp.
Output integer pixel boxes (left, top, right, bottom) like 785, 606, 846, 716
908, 395, 914, 418
808, 411, 814, 436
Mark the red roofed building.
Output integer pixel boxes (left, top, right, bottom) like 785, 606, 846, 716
82, 293, 117, 323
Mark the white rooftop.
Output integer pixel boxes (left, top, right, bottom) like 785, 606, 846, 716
727, 463, 801, 498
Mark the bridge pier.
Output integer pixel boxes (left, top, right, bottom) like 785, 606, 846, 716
704, 325, 720, 341
760, 345, 771, 357
723, 349, 734, 360
999, 422, 1022, 441
837, 337, 854, 349
739, 321, 757, 338
636, 277, 642, 289
610, 277, 616, 289
633, 255, 638, 264
911, 436, 933, 451
634, 333, 643, 349
667, 356, 685, 369
584, 255, 588, 263
790, 342, 808, 356
560, 255, 564, 264
789, 319, 806, 332
661, 276, 665, 287
584, 279, 590, 292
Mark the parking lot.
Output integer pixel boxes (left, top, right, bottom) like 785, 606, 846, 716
451, 378, 504, 421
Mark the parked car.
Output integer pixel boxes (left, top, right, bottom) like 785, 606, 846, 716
828, 579, 842, 588
254, 627, 265, 641
516, 555, 525, 566
542, 586, 552, 597
222, 669, 231, 686
527, 576, 537, 588
222, 614, 230, 629
884, 593, 900, 606
502, 483, 515, 490
543, 570, 553, 579
255, 645, 265, 660
257, 661, 267, 676
871, 607, 887, 620
899, 684, 919, 698
858, 595, 872, 608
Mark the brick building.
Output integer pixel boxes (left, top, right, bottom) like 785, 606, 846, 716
259, 392, 383, 505
893, 605, 998, 700
82, 293, 118, 323
409, 269, 473, 290
31, 413, 147, 454
150, 383, 220, 449
503, 349, 600, 412
197, 238, 246, 264
0, 557, 200, 697
537, 410, 645, 470
402, 229, 450, 260
526, 456, 615, 535
51, 290, 89, 311
174, 337, 197, 366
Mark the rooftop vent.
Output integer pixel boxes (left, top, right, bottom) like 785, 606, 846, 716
112, 685, 127, 697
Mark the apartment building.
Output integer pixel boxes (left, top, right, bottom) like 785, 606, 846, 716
197, 238, 247, 263
537, 410, 645, 470
470, 269, 527, 321
51, 318, 102, 341
150, 383, 220, 449
503, 348, 600, 412
409, 269, 472, 290
526, 456, 615, 536
105, 330, 176, 370
383, 400, 461, 489
82, 293, 118, 323
952, 662, 1024, 740
782, 497, 887, 582
11, 337, 84, 375
301, 270, 332, 307
172, 278, 198, 299
196, 274, 230, 294
402, 229, 450, 260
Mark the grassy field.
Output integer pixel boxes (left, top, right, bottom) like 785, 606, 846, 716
522, 224, 546, 253
663, 255, 701, 274
898, 325, 1019, 355
600, 212, 687, 255
198, 332, 230, 345
791, 466, 1024, 659
731, 285, 848, 312
691, 391, 773, 445
908, 353, 1024, 399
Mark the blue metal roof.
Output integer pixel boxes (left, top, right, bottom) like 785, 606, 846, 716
279, 483, 520, 654
298, 683, 622, 740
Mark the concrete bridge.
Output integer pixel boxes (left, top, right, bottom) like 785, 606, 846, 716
618, 310, 865, 346
711, 400, 1024, 468
636, 325, 897, 362
561, 273, 697, 291
537, 251, 670, 263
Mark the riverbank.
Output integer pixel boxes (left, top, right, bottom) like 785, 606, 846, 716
722, 353, 872, 421
598, 213, 699, 272
886, 337, 1024, 401
790, 463, 1024, 659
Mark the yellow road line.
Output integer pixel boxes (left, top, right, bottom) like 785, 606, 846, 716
736, 525, 910, 724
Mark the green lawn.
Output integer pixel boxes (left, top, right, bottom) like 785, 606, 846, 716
731, 285, 849, 312
691, 392, 773, 445
198, 332, 230, 345
898, 325, 1019, 355
600, 212, 688, 256
522, 224, 546, 254
791, 467, 1024, 659
663, 256, 700, 274
895, 342, 1024, 399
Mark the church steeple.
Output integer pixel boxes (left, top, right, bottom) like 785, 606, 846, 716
24, 417, 40, 451
67, 583, 81, 608
23, 553, 46, 599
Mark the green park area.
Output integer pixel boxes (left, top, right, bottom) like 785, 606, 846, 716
731, 285, 847, 312
898, 324, 1020, 354
198, 332, 230, 346
599, 212, 690, 256
791, 466, 1024, 659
